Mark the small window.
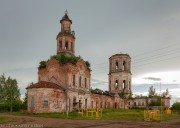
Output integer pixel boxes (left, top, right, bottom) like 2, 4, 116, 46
43, 97, 48, 107
85, 99, 87, 108
73, 96, 76, 103
123, 80, 126, 89
79, 76, 81, 87
85, 78, 87, 88
80, 65, 82, 70
59, 41, 62, 49
142, 102, 144, 106
31, 96, 34, 108
115, 61, 118, 69
73, 75, 75, 86
65, 41, 68, 50
115, 80, 118, 89
123, 61, 126, 71
71, 42, 73, 50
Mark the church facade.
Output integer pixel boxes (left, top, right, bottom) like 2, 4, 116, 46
26, 13, 170, 113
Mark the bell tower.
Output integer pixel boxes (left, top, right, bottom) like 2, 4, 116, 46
56, 11, 75, 56
108, 54, 132, 94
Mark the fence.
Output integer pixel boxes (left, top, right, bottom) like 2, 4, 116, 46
80, 108, 102, 119
144, 110, 160, 121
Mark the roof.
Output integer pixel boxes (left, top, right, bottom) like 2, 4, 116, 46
26, 81, 64, 90
109, 53, 131, 59
60, 14, 72, 24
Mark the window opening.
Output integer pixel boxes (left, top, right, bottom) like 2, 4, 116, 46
115, 61, 118, 69
115, 80, 118, 89
73, 96, 76, 103
123, 80, 126, 89
123, 61, 126, 71
43, 97, 48, 107
71, 42, 73, 51
85, 78, 87, 88
59, 41, 62, 49
85, 99, 87, 108
73, 75, 75, 86
65, 41, 68, 50
79, 76, 81, 87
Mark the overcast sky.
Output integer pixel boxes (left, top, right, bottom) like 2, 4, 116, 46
0, 0, 180, 104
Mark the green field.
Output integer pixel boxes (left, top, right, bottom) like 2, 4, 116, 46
9, 109, 180, 122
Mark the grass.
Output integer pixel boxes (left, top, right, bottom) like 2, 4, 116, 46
3, 109, 180, 122
0, 117, 14, 124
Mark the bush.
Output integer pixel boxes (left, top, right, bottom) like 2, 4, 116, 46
39, 54, 91, 70
0, 100, 22, 112
38, 60, 47, 69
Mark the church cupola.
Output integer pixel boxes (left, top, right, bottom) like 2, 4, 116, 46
56, 10, 75, 56
60, 11, 72, 32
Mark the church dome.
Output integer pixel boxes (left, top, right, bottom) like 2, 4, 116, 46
60, 13, 72, 23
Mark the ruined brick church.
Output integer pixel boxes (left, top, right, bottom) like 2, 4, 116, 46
27, 12, 170, 113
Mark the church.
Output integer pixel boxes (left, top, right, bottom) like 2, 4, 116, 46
26, 12, 170, 113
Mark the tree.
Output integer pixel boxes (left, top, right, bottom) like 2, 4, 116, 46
148, 96, 162, 106
148, 86, 157, 97
162, 89, 171, 98
171, 102, 180, 110
0, 74, 21, 112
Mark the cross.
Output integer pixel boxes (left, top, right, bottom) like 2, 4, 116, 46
65, 9, 68, 15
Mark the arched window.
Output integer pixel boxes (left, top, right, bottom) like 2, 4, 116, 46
79, 76, 81, 87
65, 41, 68, 50
73, 75, 75, 86
123, 80, 126, 89
115, 80, 118, 89
59, 41, 62, 50
71, 42, 73, 51
85, 78, 87, 88
43, 96, 48, 107
123, 61, 126, 71
73, 96, 76, 103
115, 61, 118, 69
85, 99, 87, 108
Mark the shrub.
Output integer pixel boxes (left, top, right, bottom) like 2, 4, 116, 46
39, 54, 91, 70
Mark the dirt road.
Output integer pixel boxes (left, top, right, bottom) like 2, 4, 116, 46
0, 114, 179, 128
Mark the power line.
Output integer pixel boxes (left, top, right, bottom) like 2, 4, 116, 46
132, 42, 180, 57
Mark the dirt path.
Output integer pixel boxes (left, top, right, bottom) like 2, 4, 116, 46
0, 113, 179, 128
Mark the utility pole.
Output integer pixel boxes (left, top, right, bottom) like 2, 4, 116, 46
160, 81, 162, 110
10, 85, 12, 113
64, 68, 69, 117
